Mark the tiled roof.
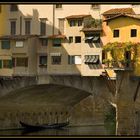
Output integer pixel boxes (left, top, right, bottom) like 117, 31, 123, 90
102, 8, 135, 15
103, 13, 140, 22
66, 14, 91, 19
48, 34, 66, 39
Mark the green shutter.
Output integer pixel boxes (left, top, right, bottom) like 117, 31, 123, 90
0, 60, 2, 68
9, 60, 12, 69
1, 40, 10, 49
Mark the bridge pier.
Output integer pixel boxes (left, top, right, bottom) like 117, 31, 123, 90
115, 71, 138, 135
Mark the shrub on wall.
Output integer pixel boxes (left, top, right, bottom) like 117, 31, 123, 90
103, 42, 140, 68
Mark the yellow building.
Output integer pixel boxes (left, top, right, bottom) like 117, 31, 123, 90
102, 11, 140, 76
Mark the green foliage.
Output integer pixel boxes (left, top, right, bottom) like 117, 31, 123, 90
103, 42, 140, 64
83, 17, 102, 28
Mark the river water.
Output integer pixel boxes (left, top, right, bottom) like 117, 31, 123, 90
0, 125, 115, 137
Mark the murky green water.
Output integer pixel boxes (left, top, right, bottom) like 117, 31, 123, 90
0, 125, 115, 137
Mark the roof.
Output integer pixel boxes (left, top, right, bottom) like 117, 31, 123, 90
0, 35, 39, 40
103, 13, 140, 22
66, 14, 91, 19
81, 27, 102, 32
102, 8, 135, 15
48, 34, 66, 39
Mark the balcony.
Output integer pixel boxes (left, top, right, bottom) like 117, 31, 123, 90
103, 60, 134, 70
81, 17, 102, 32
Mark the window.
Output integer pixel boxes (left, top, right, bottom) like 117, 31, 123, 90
3, 60, 12, 68
41, 39, 48, 46
75, 36, 81, 43
113, 30, 119, 38
68, 55, 81, 64
25, 20, 31, 35
59, 19, 64, 34
10, 21, 16, 35
51, 56, 61, 65
40, 19, 46, 35
1, 40, 10, 49
69, 20, 76, 27
53, 39, 61, 47
16, 41, 24, 48
16, 57, 28, 67
55, 4, 62, 9
3, 60, 9, 68
10, 5, 18, 11
69, 36, 73, 43
78, 20, 83, 26
91, 4, 100, 9
131, 29, 137, 37
39, 56, 47, 66
68, 56, 75, 64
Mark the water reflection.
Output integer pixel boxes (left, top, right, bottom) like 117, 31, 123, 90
0, 125, 115, 136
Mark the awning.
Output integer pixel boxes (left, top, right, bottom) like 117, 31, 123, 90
84, 36, 100, 41
85, 55, 99, 64
50, 53, 61, 56
92, 36, 99, 41
85, 36, 94, 40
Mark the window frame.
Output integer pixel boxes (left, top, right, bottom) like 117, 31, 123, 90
40, 19, 46, 35
53, 39, 61, 47
3, 60, 11, 69
51, 56, 61, 65
69, 20, 76, 27
77, 19, 83, 26
41, 39, 48, 46
68, 36, 73, 43
113, 29, 119, 38
68, 55, 82, 65
16, 57, 28, 67
131, 29, 137, 37
75, 36, 81, 43
25, 19, 31, 35
39, 55, 47, 66
10, 20, 16, 35
1, 40, 10, 49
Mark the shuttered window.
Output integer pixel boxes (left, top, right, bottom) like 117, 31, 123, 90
3, 60, 12, 69
53, 39, 61, 47
25, 20, 31, 35
1, 40, 10, 49
10, 20, 16, 35
68, 55, 81, 64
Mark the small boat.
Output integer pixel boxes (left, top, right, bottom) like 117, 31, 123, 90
20, 121, 69, 131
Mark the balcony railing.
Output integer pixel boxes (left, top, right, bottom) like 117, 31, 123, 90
103, 60, 135, 70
